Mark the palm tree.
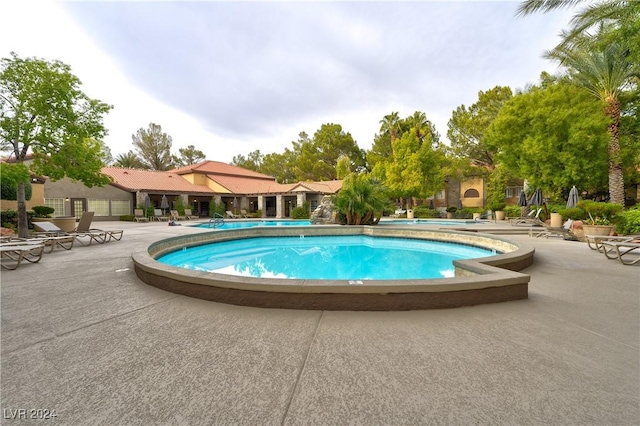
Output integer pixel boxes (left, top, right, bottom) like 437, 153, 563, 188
379, 112, 401, 156
517, 1, 637, 53
113, 150, 145, 169
546, 40, 636, 204
335, 173, 391, 225
405, 111, 431, 142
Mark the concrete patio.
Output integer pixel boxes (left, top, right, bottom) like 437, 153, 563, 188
1, 220, 638, 425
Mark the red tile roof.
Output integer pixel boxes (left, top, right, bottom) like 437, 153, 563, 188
102, 164, 342, 196
102, 167, 214, 194
171, 160, 275, 180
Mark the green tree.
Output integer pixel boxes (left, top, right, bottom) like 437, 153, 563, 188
374, 131, 446, 208
0, 163, 32, 200
260, 149, 298, 183
546, 40, 638, 204
0, 53, 112, 237
294, 124, 365, 182
173, 144, 206, 167
485, 76, 611, 199
113, 150, 145, 168
232, 150, 264, 172
378, 112, 401, 156
447, 86, 513, 172
132, 122, 173, 170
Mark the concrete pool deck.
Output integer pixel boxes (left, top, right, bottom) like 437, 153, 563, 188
1, 220, 638, 424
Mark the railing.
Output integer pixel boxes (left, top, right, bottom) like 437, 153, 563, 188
208, 213, 225, 228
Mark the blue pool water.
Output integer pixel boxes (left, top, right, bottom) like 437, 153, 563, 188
193, 219, 477, 230
194, 220, 311, 229
157, 235, 496, 280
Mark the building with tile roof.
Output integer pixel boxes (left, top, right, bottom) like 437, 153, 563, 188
36, 161, 343, 220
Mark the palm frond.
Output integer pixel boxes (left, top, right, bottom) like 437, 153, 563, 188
516, 0, 583, 17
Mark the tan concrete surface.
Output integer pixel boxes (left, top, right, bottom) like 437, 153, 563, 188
1, 220, 638, 425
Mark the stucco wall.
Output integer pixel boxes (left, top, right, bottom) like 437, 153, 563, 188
0, 182, 45, 211
44, 178, 134, 221
460, 177, 484, 208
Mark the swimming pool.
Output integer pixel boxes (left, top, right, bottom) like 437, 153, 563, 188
193, 218, 477, 229
156, 235, 496, 280
134, 226, 533, 310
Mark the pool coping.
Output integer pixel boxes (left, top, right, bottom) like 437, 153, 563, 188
132, 226, 534, 310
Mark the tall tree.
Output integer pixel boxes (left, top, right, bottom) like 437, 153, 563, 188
231, 149, 264, 172
447, 86, 513, 172
0, 52, 112, 237
132, 123, 173, 170
374, 131, 446, 208
173, 144, 206, 167
379, 112, 401, 156
546, 39, 637, 204
294, 124, 365, 182
485, 75, 612, 199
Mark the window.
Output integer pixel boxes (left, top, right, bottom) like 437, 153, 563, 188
310, 200, 318, 211
463, 188, 480, 198
44, 198, 64, 216
111, 200, 131, 216
506, 187, 523, 198
88, 199, 109, 216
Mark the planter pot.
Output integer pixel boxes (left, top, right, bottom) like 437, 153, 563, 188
446, 212, 454, 219
52, 216, 77, 232
550, 213, 562, 228
495, 211, 506, 221
407, 209, 414, 219
582, 224, 613, 236
473, 213, 481, 220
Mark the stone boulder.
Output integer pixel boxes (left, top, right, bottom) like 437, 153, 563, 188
310, 196, 339, 225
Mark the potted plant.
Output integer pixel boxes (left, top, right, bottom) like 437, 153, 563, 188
31, 205, 55, 219
487, 201, 507, 221
578, 200, 622, 236
446, 206, 457, 219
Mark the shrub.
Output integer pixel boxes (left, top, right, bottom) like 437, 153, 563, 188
174, 197, 185, 216
446, 206, 457, 213
209, 200, 226, 218
576, 200, 623, 225
253, 209, 263, 218
504, 205, 521, 218
1, 209, 34, 228
413, 206, 440, 218
614, 206, 640, 235
486, 201, 506, 212
291, 202, 310, 219
32, 205, 55, 217
558, 207, 587, 220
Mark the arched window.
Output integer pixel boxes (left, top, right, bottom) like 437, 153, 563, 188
463, 188, 480, 198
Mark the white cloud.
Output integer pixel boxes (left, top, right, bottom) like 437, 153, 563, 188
2, 1, 575, 164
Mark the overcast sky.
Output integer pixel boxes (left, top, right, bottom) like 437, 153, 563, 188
2, 1, 575, 164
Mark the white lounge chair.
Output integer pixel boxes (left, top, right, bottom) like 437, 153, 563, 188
134, 209, 149, 222
529, 219, 578, 240
600, 241, 640, 265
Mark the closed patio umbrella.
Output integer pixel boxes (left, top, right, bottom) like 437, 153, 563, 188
529, 188, 543, 207
160, 194, 169, 214
518, 191, 528, 217
566, 186, 579, 209
518, 191, 528, 207
144, 195, 151, 218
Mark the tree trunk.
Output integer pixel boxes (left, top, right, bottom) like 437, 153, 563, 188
17, 181, 29, 238
605, 97, 625, 205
